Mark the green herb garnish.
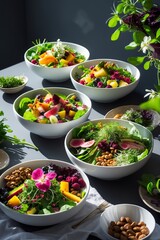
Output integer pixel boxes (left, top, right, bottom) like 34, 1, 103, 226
0, 76, 24, 88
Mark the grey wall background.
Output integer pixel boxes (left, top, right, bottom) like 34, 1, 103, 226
0, 0, 157, 95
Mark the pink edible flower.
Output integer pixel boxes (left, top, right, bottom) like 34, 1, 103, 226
32, 168, 57, 192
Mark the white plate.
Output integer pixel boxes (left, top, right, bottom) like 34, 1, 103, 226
139, 185, 160, 213
0, 149, 10, 170
105, 104, 160, 130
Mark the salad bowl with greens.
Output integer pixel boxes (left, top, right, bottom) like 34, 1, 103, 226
0, 159, 90, 226
13, 87, 91, 138
70, 59, 140, 102
64, 118, 153, 180
24, 39, 90, 82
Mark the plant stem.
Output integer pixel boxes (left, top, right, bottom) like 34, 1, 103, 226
157, 65, 160, 87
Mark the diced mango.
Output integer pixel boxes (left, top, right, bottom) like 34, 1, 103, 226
93, 68, 107, 78
119, 80, 128, 87
69, 110, 76, 117
7, 195, 21, 207
58, 110, 66, 119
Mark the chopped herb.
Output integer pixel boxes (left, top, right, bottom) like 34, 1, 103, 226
0, 76, 24, 88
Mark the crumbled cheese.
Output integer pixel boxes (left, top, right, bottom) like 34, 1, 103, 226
52, 39, 66, 59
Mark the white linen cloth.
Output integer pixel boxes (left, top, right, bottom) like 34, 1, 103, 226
0, 187, 160, 240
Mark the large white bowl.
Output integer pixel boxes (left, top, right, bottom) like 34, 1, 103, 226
64, 118, 153, 180
13, 87, 92, 138
70, 59, 140, 103
0, 159, 90, 226
24, 41, 90, 82
100, 204, 155, 240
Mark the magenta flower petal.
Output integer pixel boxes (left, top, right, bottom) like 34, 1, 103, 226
36, 179, 51, 192
46, 172, 57, 180
32, 168, 44, 180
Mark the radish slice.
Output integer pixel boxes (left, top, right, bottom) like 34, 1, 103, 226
80, 140, 95, 148
119, 140, 145, 150
44, 104, 61, 118
70, 139, 85, 148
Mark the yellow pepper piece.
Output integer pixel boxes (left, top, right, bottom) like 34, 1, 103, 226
93, 68, 107, 78
62, 190, 81, 203
60, 181, 69, 192
107, 80, 118, 88
58, 110, 66, 119
7, 195, 21, 207
60, 59, 68, 67
83, 76, 92, 83
27, 207, 37, 215
119, 80, 128, 87
69, 110, 76, 117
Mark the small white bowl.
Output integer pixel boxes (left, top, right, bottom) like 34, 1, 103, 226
13, 87, 92, 138
0, 159, 90, 226
100, 204, 155, 240
105, 105, 160, 131
70, 59, 140, 103
0, 75, 28, 94
0, 149, 10, 170
64, 118, 153, 180
24, 41, 90, 82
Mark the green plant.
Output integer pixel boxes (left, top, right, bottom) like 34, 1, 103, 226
107, 0, 160, 112
0, 110, 38, 150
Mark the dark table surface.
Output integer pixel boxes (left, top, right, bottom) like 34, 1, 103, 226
0, 62, 160, 239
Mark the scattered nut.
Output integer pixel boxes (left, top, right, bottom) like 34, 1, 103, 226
107, 216, 150, 240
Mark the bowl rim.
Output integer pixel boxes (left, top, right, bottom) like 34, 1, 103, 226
65, 118, 153, 169
70, 58, 140, 90
13, 86, 92, 125
0, 75, 28, 90
0, 159, 90, 217
24, 41, 90, 69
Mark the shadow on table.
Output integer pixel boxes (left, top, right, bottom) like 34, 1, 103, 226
1, 86, 33, 104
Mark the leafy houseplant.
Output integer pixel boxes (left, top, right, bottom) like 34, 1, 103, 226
107, 0, 160, 112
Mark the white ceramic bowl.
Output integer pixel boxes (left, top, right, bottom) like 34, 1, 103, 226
70, 59, 140, 103
13, 87, 92, 138
100, 204, 155, 240
0, 75, 28, 94
0, 149, 10, 170
24, 41, 90, 82
104, 105, 160, 131
64, 118, 153, 180
0, 159, 90, 226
